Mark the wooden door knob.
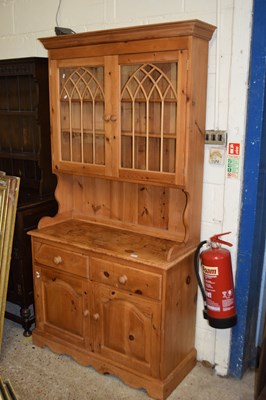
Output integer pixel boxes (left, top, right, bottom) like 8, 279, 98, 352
110, 114, 117, 122
118, 274, 128, 284
93, 313, 100, 321
53, 256, 63, 265
83, 310, 89, 317
103, 114, 111, 122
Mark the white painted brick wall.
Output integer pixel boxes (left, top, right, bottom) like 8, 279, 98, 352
0, 2, 14, 36
0, 0, 253, 375
116, 0, 184, 22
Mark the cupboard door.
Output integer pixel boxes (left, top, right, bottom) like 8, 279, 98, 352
92, 283, 161, 377
119, 51, 187, 186
34, 265, 90, 349
51, 57, 119, 177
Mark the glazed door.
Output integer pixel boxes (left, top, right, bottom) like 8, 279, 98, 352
92, 283, 161, 377
49, 52, 187, 186
50, 56, 119, 177
33, 265, 90, 349
119, 50, 188, 186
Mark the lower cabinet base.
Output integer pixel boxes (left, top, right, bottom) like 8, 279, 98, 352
32, 329, 196, 400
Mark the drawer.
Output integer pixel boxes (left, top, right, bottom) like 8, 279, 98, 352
33, 242, 89, 278
90, 257, 162, 300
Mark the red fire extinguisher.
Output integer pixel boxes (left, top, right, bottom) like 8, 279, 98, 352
194, 232, 237, 329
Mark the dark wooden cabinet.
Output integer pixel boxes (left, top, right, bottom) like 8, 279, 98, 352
0, 57, 57, 335
5, 197, 57, 335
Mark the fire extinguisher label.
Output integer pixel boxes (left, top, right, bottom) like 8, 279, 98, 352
202, 264, 236, 316
222, 290, 235, 311
206, 301, 221, 312
202, 265, 219, 276
202, 265, 221, 312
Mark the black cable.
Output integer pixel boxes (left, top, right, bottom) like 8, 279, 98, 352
194, 240, 208, 302
56, 0, 63, 27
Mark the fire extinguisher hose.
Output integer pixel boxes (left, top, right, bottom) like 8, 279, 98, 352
194, 240, 208, 318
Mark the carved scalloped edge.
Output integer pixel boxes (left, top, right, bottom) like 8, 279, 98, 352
32, 330, 196, 400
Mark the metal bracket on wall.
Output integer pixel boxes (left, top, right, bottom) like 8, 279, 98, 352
205, 130, 227, 146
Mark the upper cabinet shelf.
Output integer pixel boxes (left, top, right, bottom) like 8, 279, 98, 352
40, 19, 215, 49
40, 20, 215, 188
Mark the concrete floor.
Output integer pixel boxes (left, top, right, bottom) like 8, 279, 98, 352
0, 318, 254, 400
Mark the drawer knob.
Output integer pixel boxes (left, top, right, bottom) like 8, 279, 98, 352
110, 114, 117, 122
36, 271, 41, 279
93, 313, 100, 321
118, 274, 128, 285
83, 310, 89, 317
103, 114, 110, 122
53, 256, 63, 265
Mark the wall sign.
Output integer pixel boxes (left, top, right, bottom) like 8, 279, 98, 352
228, 142, 240, 156
227, 142, 241, 179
